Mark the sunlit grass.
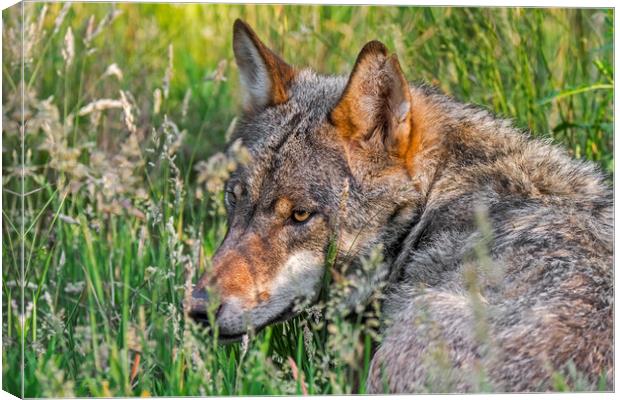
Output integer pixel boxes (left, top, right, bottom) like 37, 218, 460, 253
2, 3, 613, 396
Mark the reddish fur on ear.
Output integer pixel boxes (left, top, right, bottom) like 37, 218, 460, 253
330, 40, 389, 139
384, 54, 414, 160
233, 19, 296, 111
330, 40, 417, 170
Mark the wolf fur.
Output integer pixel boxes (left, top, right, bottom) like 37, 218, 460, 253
189, 20, 613, 392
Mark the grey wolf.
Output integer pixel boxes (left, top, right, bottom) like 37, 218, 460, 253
189, 19, 613, 393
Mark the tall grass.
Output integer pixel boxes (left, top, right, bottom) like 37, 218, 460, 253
2, 3, 613, 396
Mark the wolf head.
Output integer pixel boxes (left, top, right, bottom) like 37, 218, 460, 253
189, 20, 433, 340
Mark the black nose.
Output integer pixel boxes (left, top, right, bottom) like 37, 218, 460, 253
188, 288, 210, 323
188, 288, 223, 327
192, 287, 210, 303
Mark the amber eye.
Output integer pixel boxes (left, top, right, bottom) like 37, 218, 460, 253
292, 210, 311, 223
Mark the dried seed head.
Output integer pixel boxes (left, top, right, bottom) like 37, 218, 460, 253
78, 99, 123, 116
84, 15, 96, 45
163, 44, 174, 99
204, 59, 228, 82
103, 63, 123, 80
153, 88, 162, 115
53, 3, 71, 35
119, 90, 137, 134
61, 27, 74, 67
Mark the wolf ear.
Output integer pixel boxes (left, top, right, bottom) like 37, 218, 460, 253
330, 41, 414, 161
233, 19, 296, 112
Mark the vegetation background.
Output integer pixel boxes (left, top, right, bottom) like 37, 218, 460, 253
2, 3, 613, 397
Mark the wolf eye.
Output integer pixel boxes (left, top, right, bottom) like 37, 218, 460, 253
225, 189, 237, 208
292, 210, 312, 223
225, 184, 243, 209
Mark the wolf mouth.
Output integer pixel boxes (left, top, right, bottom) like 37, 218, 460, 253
194, 302, 298, 343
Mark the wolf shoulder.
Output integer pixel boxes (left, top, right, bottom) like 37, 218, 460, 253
406, 88, 613, 287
